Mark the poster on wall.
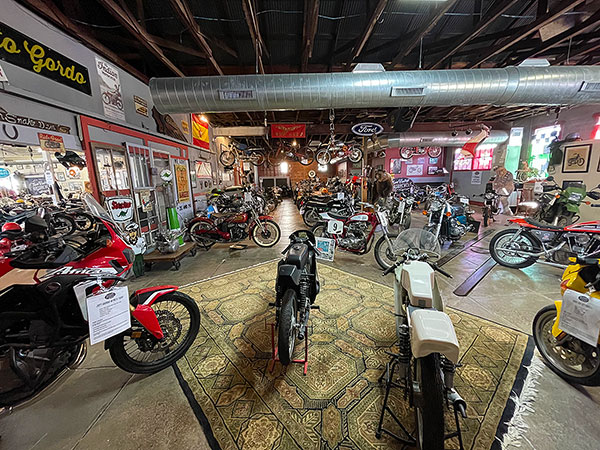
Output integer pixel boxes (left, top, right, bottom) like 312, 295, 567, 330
390, 159, 402, 174
471, 171, 482, 184
406, 164, 423, 176
174, 164, 190, 202
191, 114, 210, 149
96, 58, 125, 121
140, 190, 152, 212
427, 166, 438, 175
196, 161, 212, 178
562, 144, 591, 173
25, 177, 51, 195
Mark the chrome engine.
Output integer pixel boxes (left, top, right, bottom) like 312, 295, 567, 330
339, 221, 368, 250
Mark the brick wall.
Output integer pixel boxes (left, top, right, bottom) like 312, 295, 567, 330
258, 161, 335, 185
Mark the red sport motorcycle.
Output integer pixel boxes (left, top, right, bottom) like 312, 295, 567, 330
0, 194, 200, 407
489, 210, 600, 268
188, 198, 281, 249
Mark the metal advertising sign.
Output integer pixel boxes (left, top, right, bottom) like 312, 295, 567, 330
106, 196, 134, 222
38, 133, 65, 152
96, 58, 125, 121
351, 122, 384, 136
0, 22, 91, 95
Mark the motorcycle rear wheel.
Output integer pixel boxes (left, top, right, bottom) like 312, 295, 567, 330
298, 147, 316, 166
189, 221, 216, 250
278, 289, 298, 365
489, 229, 538, 268
303, 208, 321, 228
316, 149, 331, 165
533, 305, 600, 386
415, 354, 445, 450
109, 292, 200, 374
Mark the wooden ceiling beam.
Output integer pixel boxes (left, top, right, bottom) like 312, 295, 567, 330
242, 0, 269, 73
168, 0, 224, 75
97, 0, 184, 76
348, 0, 388, 64
20, 0, 149, 82
468, 0, 587, 68
301, 0, 320, 72
390, 0, 459, 67
428, 0, 522, 69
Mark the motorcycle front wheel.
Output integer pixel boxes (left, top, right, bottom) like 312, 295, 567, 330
219, 150, 236, 167
374, 234, 399, 270
251, 220, 281, 247
109, 292, 200, 374
278, 289, 298, 365
415, 354, 445, 450
303, 208, 322, 228
316, 149, 331, 165
298, 147, 315, 166
533, 305, 600, 386
489, 229, 539, 268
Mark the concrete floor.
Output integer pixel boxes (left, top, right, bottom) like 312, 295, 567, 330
1, 199, 599, 450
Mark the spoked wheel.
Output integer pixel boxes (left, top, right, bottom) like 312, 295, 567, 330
427, 147, 442, 158
414, 354, 445, 450
316, 148, 331, 165
400, 147, 414, 159
489, 229, 539, 268
219, 150, 236, 167
250, 151, 266, 166
311, 224, 329, 238
72, 212, 95, 231
348, 146, 363, 163
533, 305, 600, 385
278, 289, 298, 365
374, 234, 399, 270
251, 220, 281, 247
189, 221, 215, 250
109, 292, 200, 374
303, 208, 322, 228
298, 147, 315, 165
51, 213, 76, 235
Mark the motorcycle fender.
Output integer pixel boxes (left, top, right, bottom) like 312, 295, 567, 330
410, 309, 459, 364
276, 264, 301, 290
565, 203, 579, 213
249, 215, 274, 230
188, 217, 213, 228
131, 305, 164, 340
551, 300, 563, 338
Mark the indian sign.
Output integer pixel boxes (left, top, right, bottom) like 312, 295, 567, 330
0, 22, 91, 95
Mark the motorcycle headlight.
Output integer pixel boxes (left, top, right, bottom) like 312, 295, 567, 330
568, 193, 583, 202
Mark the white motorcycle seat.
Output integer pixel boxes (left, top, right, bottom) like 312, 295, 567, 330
410, 309, 459, 364
398, 261, 435, 308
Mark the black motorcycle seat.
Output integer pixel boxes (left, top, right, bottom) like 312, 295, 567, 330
328, 211, 350, 221
284, 243, 309, 269
525, 218, 564, 230
306, 200, 329, 208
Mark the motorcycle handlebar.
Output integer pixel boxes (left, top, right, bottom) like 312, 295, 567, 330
430, 262, 453, 279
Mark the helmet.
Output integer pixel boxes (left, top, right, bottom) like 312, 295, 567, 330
2, 222, 21, 232
15, 199, 25, 204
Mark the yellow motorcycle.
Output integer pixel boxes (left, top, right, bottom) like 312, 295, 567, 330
533, 257, 600, 385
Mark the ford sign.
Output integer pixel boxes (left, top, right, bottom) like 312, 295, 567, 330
351, 122, 384, 136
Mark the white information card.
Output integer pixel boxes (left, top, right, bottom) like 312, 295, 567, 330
86, 286, 131, 345
558, 289, 600, 347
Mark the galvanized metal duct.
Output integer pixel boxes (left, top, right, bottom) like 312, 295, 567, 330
389, 130, 508, 147
150, 66, 600, 114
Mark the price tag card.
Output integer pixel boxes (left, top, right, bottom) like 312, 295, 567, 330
558, 289, 600, 347
327, 219, 344, 234
244, 191, 253, 202
315, 237, 335, 261
337, 192, 345, 200
86, 286, 131, 345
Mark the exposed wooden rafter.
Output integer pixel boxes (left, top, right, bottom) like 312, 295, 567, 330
19, 0, 149, 82
348, 0, 388, 64
96, 0, 184, 76
468, 0, 587, 68
390, 0, 458, 67
241, 0, 269, 74
428, 0, 521, 69
301, 0, 320, 72
168, 0, 224, 75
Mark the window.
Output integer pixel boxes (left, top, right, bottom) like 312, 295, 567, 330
530, 124, 560, 176
453, 144, 495, 171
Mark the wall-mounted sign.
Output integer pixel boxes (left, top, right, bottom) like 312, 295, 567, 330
0, 167, 9, 178
133, 95, 148, 117
195, 161, 212, 178
351, 122, 384, 136
160, 169, 173, 182
191, 114, 209, 149
106, 196, 134, 222
174, 164, 190, 202
25, 176, 50, 195
38, 133, 65, 152
0, 107, 71, 133
471, 171, 482, 185
0, 22, 91, 95
96, 58, 125, 121
67, 166, 80, 179
0, 63, 8, 82
271, 123, 306, 138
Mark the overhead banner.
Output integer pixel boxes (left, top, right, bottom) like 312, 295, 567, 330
191, 114, 209, 149
174, 163, 190, 202
0, 22, 91, 95
271, 123, 306, 138
96, 58, 125, 121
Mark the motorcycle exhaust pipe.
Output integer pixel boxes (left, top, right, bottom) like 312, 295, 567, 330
447, 388, 467, 418
495, 247, 546, 257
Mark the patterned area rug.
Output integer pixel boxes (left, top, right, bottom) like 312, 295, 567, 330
177, 262, 530, 450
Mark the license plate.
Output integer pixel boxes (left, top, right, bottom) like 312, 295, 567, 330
327, 219, 344, 234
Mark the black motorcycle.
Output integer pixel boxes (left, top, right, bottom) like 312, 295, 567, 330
301, 195, 354, 228
274, 230, 320, 365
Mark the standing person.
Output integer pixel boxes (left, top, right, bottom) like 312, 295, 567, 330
373, 169, 394, 204
492, 166, 515, 215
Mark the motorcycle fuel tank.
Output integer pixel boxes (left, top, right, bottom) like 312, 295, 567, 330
399, 261, 435, 308
349, 213, 369, 222
228, 212, 248, 224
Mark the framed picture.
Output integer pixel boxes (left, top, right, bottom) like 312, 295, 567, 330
56, 172, 66, 181
427, 166, 438, 175
390, 158, 402, 174
406, 164, 423, 176
562, 144, 591, 173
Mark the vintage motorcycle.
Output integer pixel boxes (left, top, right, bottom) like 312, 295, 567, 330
474, 190, 500, 227
315, 140, 363, 165
399, 146, 442, 159
489, 211, 600, 268
274, 230, 320, 365
188, 198, 281, 249
533, 256, 600, 385
0, 194, 200, 407
423, 195, 476, 244
377, 229, 466, 449
301, 193, 355, 228
533, 178, 600, 227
